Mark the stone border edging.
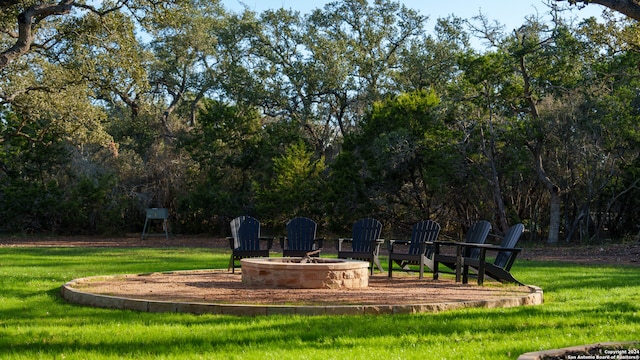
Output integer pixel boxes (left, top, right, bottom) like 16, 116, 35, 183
61, 270, 543, 316
517, 342, 639, 360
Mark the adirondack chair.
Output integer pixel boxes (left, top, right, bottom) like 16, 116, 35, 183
432, 220, 492, 281
461, 223, 525, 285
280, 217, 324, 257
336, 218, 384, 275
387, 220, 441, 279
227, 216, 273, 273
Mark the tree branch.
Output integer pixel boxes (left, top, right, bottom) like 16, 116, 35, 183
558, 0, 640, 21
73, 1, 127, 17
0, 0, 74, 70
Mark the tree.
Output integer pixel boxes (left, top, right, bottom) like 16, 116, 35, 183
305, 0, 426, 137
0, 0, 73, 70
256, 141, 326, 226
461, 9, 640, 243
0, 1, 184, 71
328, 89, 458, 231
244, 0, 427, 152
395, 16, 470, 93
145, 0, 240, 131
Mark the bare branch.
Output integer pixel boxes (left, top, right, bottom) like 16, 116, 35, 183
73, 1, 127, 17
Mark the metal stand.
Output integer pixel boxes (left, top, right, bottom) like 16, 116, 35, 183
141, 208, 169, 239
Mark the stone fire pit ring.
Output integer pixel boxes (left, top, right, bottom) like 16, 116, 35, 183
61, 270, 544, 316
241, 257, 369, 289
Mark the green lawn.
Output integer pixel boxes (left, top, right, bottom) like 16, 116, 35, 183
0, 246, 638, 359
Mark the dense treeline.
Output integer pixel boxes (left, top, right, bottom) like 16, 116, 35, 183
1, 0, 638, 244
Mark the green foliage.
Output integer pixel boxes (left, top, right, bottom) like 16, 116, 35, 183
0, 108, 129, 234
58, 174, 123, 235
0, 0, 639, 241
328, 90, 459, 231
256, 140, 327, 226
179, 100, 319, 232
0, 164, 126, 235
177, 100, 263, 231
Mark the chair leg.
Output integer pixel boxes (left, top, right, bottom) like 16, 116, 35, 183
162, 219, 168, 239
228, 255, 235, 273
141, 218, 149, 240
433, 260, 439, 280
373, 256, 384, 273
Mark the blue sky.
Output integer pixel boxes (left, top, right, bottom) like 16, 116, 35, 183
221, 0, 607, 34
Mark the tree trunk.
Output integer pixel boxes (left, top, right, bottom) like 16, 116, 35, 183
480, 118, 509, 233
548, 186, 561, 244
484, 84, 509, 233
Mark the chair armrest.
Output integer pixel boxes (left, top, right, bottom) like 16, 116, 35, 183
458, 243, 522, 253
279, 236, 285, 250
336, 238, 383, 252
387, 239, 409, 253
432, 240, 461, 254
433, 240, 460, 245
336, 238, 352, 251
314, 237, 325, 249
226, 237, 235, 249
389, 239, 410, 244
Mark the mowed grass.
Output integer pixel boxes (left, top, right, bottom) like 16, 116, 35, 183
0, 246, 638, 359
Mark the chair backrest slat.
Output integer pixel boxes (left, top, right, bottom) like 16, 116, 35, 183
230, 216, 261, 250
494, 223, 524, 268
286, 217, 317, 251
464, 220, 492, 259
408, 220, 441, 256
351, 218, 382, 252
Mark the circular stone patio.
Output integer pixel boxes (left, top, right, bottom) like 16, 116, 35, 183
61, 269, 543, 316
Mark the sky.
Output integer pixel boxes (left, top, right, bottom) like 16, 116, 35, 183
221, 0, 608, 38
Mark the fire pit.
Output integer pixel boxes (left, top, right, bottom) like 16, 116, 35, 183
241, 256, 369, 289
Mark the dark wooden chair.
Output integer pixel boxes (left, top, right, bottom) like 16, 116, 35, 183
336, 218, 384, 275
432, 220, 492, 281
462, 223, 525, 285
280, 217, 324, 257
227, 216, 273, 273
387, 220, 441, 279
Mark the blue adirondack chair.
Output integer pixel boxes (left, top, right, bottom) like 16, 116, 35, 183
387, 220, 441, 279
336, 218, 384, 274
227, 216, 273, 273
462, 223, 525, 285
280, 217, 324, 257
432, 220, 492, 280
